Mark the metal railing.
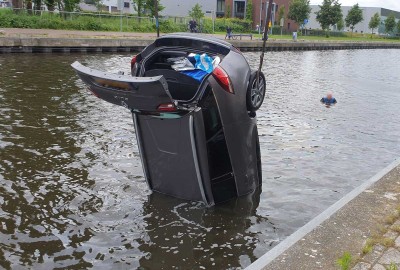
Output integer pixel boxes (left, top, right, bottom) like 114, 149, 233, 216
2, 8, 193, 32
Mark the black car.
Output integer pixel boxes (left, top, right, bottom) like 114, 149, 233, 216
72, 33, 266, 206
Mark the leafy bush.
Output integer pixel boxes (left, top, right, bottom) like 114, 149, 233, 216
307, 29, 347, 37
158, 19, 187, 33
0, 9, 254, 34
214, 17, 253, 33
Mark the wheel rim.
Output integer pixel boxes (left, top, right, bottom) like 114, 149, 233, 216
251, 76, 265, 108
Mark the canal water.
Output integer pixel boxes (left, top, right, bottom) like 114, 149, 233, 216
0, 50, 399, 269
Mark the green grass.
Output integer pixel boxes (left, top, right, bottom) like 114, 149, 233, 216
337, 252, 353, 270
388, 263, 399, 270
247, 33, 400, 43
0, 8, 187, 32
0, 9, 253, 34
362, 237, 395, 255
391, 225, 400, 233
385, 211, 400, 225
1, 8, 399, 43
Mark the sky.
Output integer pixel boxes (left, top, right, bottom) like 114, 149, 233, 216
309, 0, 400, 11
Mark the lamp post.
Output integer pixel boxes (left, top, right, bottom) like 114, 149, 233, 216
259, 0, 262, 34
206, 10, 215, 33
117, 0, 123, 32
256, 0, 274, 95
154, 0, 159, 37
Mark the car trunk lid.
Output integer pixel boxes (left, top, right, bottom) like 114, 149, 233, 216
72, 61, 174, 113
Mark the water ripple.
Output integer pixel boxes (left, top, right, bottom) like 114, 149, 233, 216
0, 50, 399, 269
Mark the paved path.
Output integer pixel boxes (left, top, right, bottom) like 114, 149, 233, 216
0, 28, 228, 40
353, 221, 400, 269
247, 161, 400, 270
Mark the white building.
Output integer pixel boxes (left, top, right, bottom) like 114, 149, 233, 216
80, 0, 216, 17
0, 0, 12, 8
160, 0, 215, 18
307, 5, 400, 34
80, 0, 134, 13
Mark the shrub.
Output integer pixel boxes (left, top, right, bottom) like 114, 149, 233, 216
213, 17, 253, 33
0, 9, 254, 34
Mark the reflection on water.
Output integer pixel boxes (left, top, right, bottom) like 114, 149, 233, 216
0, 50, 399, 269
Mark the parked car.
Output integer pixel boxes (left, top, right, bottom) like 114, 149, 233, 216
72, 33, 266, 206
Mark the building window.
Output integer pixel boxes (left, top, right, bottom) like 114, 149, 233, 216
217, 0, 225, 17
234, 1, 245, 19
124, 2, 129, 8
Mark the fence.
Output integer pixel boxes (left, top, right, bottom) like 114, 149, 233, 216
1, 8, 253, 34
1, 8, 192, 32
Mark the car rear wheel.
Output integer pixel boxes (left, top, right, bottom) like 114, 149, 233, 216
246, 71, 266, 112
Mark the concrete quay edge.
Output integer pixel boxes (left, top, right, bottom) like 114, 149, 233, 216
246, 158, 400, 270
1, 36, 400, 53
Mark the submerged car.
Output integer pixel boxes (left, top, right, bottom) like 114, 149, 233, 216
72, 33, 266, 206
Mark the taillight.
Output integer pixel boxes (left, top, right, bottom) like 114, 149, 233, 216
131, 55, 137, 65
212, 66, 234, 94
131, 55, 139, 75
157, 103, 177, 112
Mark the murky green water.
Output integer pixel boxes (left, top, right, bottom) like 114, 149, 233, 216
0, 50, 399, 269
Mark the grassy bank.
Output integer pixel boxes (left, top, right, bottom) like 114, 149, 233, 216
0, 9, 181, 32
0, 9, 252, 33
242, 33, 400, 42
1, 9, 398, 43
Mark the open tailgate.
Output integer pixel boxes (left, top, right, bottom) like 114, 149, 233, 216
71, 61, 173, 112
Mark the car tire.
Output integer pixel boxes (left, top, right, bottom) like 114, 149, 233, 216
246, 71, 266, 112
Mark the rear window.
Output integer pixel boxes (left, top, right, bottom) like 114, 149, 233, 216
155, 38, 231, 56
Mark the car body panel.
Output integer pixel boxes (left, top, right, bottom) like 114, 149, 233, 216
209, 50, 260, 195
134, 110, 213, 204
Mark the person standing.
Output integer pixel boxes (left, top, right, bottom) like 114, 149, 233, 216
189, 20, 195, 33
225, 26, 232, 39
193, 20, 198, 33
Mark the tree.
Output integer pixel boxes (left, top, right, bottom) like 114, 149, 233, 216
287, 0, 311, 31
63, 0, 80, 12
189, 3, 204, 21
368, 12, 380, 34
345, 3, 363, 34
337, 18, 344, 31
90, 0, 104, 12
277, 5, 285, 24
33, 0, 41, 11
315, 0, 343, 31
11, 0, 23, 8
143, 0, 164, 17
45, 0, 56, 11
397, 20, 400, 34
132, 0, 145, 17
384, 13, 396, 34
246, 1, 253, 21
